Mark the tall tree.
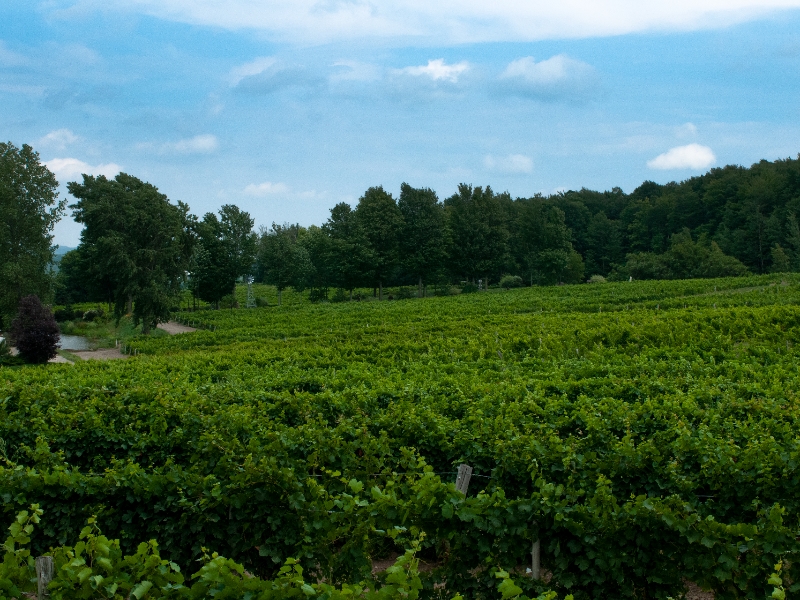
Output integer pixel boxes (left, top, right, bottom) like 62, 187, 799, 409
355, 186, 403, 300
190, 205, 257, 308
398, 183, 447, 297
324, 202, 372, 300
445, 184, 511, 285
68, 173, 194, 333
298, 225, 335, 301
54, 247, 113, 306
0, 142, 65, 328
512, 200, 580, 285
257, 223, 312, 306
218, 204, 258, 282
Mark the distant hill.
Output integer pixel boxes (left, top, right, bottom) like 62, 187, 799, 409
54, 246, 76, 257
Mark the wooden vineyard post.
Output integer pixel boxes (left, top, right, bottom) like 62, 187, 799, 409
36, 556, 54, 599
531, 538, 541, 580
455, 464, 472, 495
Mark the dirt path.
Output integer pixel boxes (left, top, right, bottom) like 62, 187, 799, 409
71, 348, 128, 361
157, 321, 197, 334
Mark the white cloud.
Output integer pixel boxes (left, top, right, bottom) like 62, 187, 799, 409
164, 134, 219, 154
499, 55, 598, 99
244, 181, 291, 196
484, 154, 533, 174
45, 158, 121, 181
76, 0, 800, 44
647, 143, 716, 170
39, 129, 80, 150
397, 59, 469, 83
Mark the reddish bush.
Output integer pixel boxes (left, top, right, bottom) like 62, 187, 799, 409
10, 295, 60, 364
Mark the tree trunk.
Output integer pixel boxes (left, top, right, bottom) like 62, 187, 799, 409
126, 294, 133, 315
142, 320, 150, 335
379, 281, 383, 301
418, 277, 423, 298
349, 288, 353, 301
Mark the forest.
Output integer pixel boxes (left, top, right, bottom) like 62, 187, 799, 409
56, 155, 800, 316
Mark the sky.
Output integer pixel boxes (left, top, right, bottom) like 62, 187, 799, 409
3, 1, 800, 247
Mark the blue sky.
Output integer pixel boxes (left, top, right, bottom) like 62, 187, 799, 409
3, 1, 800, 247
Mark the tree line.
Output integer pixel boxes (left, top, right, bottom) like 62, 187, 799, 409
5, 138, 800, 330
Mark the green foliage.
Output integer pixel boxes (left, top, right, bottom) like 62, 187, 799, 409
355, 186, 403, 299
257, 223, 312, 306
445, 184, 511, 283
624, 230, 749, 280
499, 275, 524, 289
191, 205, 257, 308
2, 508, 572, 600
68, 173, 194, 333
0, 142, 65, 329
10, 295, 60, 364
0, 505, 43, 600
399, 183, 447, 293
3, 275, 800, 598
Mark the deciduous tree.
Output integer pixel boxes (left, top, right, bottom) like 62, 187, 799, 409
0, 142, 65, 329
68, 173, 194, 333
355, 186, 402, 300
398, 183, 447, 297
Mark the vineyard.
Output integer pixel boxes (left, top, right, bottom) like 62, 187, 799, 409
2, 275, 800, 599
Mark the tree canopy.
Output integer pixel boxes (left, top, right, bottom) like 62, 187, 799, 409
68, 173, 194, 332
0, 142, 64, 328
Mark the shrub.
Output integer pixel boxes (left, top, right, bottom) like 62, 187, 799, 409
587, 275, 607, 284
53, 307, 76, 322
396, 287, 416, 300
499, 275, 524, 289
10, 295, 60, 364
460, 283, 479, 294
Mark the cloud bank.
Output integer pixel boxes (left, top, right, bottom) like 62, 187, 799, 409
647, 144, 716, 170
45, 157, 121, 181
397, 59, 469, 83
67, 0, 800, 44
